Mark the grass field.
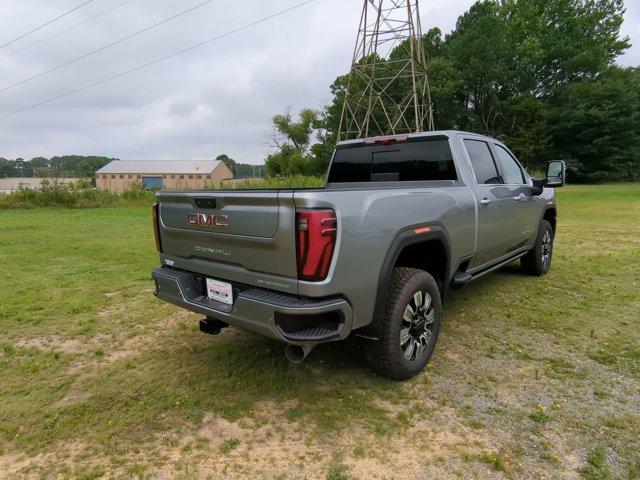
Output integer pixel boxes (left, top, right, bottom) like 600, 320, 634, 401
0, 184, 638, 479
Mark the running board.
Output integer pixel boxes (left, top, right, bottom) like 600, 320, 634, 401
450, 251, 528, 289
451, 271, 472, 289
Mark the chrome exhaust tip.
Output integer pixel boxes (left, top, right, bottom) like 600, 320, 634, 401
285, 344, 315, 364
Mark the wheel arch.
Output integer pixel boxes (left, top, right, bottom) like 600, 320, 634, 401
542, 207, 557, 233
360, 226, 451, 339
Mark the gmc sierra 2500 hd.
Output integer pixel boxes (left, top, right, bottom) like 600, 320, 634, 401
151, 131, 565, 379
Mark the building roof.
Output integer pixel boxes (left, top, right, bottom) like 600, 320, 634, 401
96, 160, 222, 175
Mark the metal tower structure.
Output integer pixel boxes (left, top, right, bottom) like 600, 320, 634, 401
338, 0, 434, 141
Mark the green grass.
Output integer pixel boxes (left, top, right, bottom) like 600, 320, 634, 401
480, 450, 509, 472
326, 464, 353, 480
218, 438, 240, 454
579, 444, 612, 480
0, 183, 639, 479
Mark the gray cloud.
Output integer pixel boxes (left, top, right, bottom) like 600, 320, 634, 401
0, 0, 637, 163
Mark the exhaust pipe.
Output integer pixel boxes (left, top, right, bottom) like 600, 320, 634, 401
285, 344, 316, 364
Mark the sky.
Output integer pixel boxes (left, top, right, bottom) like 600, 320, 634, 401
0, 0, 638, 164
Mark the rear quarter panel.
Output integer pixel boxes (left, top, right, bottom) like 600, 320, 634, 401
294, 184, 476, 329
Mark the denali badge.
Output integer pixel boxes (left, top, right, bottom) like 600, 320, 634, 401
194, 246, 231, 256
187, 213, 229, 229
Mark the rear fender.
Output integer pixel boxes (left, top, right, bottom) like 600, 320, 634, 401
359, 226, 451, 339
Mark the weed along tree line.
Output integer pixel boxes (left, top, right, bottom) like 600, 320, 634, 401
266, 0, 639, 183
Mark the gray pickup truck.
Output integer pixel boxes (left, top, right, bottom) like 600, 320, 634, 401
151, 130, 565, 379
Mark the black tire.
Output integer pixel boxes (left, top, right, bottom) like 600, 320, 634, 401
364, 267, 443, 380
521, 219, 554, 276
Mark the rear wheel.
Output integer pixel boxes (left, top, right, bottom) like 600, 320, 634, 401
521, 219, 554, 276
364, 267, 442, 380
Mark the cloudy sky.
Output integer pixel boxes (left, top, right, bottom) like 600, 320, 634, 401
0, 0, 638, 164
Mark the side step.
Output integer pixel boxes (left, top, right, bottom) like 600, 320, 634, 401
450, 271, 472, 289
450, 250, 530, 290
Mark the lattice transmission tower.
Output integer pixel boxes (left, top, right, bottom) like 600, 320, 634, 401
338, 0, 434, 141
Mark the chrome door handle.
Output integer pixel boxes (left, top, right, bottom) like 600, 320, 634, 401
480, 198, 492, 206
514, 193, 526, 202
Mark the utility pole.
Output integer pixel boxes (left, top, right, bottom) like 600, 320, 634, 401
338, 0, 434, 141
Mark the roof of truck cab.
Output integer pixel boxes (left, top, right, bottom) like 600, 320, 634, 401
95, 160, 222, 174
336, 130, 488, 147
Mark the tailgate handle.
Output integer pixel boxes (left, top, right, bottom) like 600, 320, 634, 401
194, 197, 217, 209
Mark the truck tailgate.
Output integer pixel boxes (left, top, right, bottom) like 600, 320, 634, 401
156, 190, 299, 294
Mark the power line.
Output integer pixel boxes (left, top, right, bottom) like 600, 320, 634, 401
0, 0, 135, 63
0, 0, 221, 96
0, 0, 97, 50
0, 0, 315, 120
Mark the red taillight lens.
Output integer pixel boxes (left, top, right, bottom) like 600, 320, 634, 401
296, 209, 337, 281
152, 203, 162, 252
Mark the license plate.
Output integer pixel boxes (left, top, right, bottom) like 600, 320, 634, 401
206, 278, 233, 305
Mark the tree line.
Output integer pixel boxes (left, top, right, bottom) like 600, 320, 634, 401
265, 0, 640, 183
0, 154, 263, 180
0, 156, 116, 179
215, 154, 265, 178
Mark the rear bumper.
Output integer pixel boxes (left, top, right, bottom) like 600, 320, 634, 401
151, 266, 353, 344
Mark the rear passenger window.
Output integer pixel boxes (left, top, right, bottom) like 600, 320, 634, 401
464, 139, 501, 184
494, 145, 525, 184
328, 137, 457, 183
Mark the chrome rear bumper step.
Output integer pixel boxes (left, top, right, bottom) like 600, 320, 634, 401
152, 266, 353, 344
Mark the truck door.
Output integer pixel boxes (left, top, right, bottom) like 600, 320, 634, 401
463, 139, 523, 268
491, 143, 540, 246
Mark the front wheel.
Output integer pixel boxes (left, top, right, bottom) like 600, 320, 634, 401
521, 219, 554, 276
364, 268, 443, 380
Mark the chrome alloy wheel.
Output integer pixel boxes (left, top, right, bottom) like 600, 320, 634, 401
541, 229, 552, 268
400, 290, 435, 361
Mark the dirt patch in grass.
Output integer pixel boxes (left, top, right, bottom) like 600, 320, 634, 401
0, 406, 498, 480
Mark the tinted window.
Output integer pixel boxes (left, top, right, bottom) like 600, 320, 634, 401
494, 145, 525, 184
464, 140, 500, 184
328, 137, 457, 183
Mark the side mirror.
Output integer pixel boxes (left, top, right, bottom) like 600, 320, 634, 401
546, 160, 566, 187
532, 160, 566, 191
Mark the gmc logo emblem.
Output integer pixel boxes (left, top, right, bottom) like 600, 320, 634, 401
187, 213, 229, 229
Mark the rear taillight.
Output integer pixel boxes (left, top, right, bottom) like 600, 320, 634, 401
152, 203, 162, 252
296, 209, 337, 282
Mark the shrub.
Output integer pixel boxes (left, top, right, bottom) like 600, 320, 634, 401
121, 181, 156, 202
0, 180, 155, 210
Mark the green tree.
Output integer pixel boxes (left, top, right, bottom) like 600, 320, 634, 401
265, 108, 328, 177
29, 157, 50, 178
215, 154, 264, 178
314, 0, 633, 182
0, 158, 18, 177
216, 154, 237, 174
501, 0, 629, 94
76, 160, 96, 178
494, 93, 553, 170
548, 67, 640, 182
